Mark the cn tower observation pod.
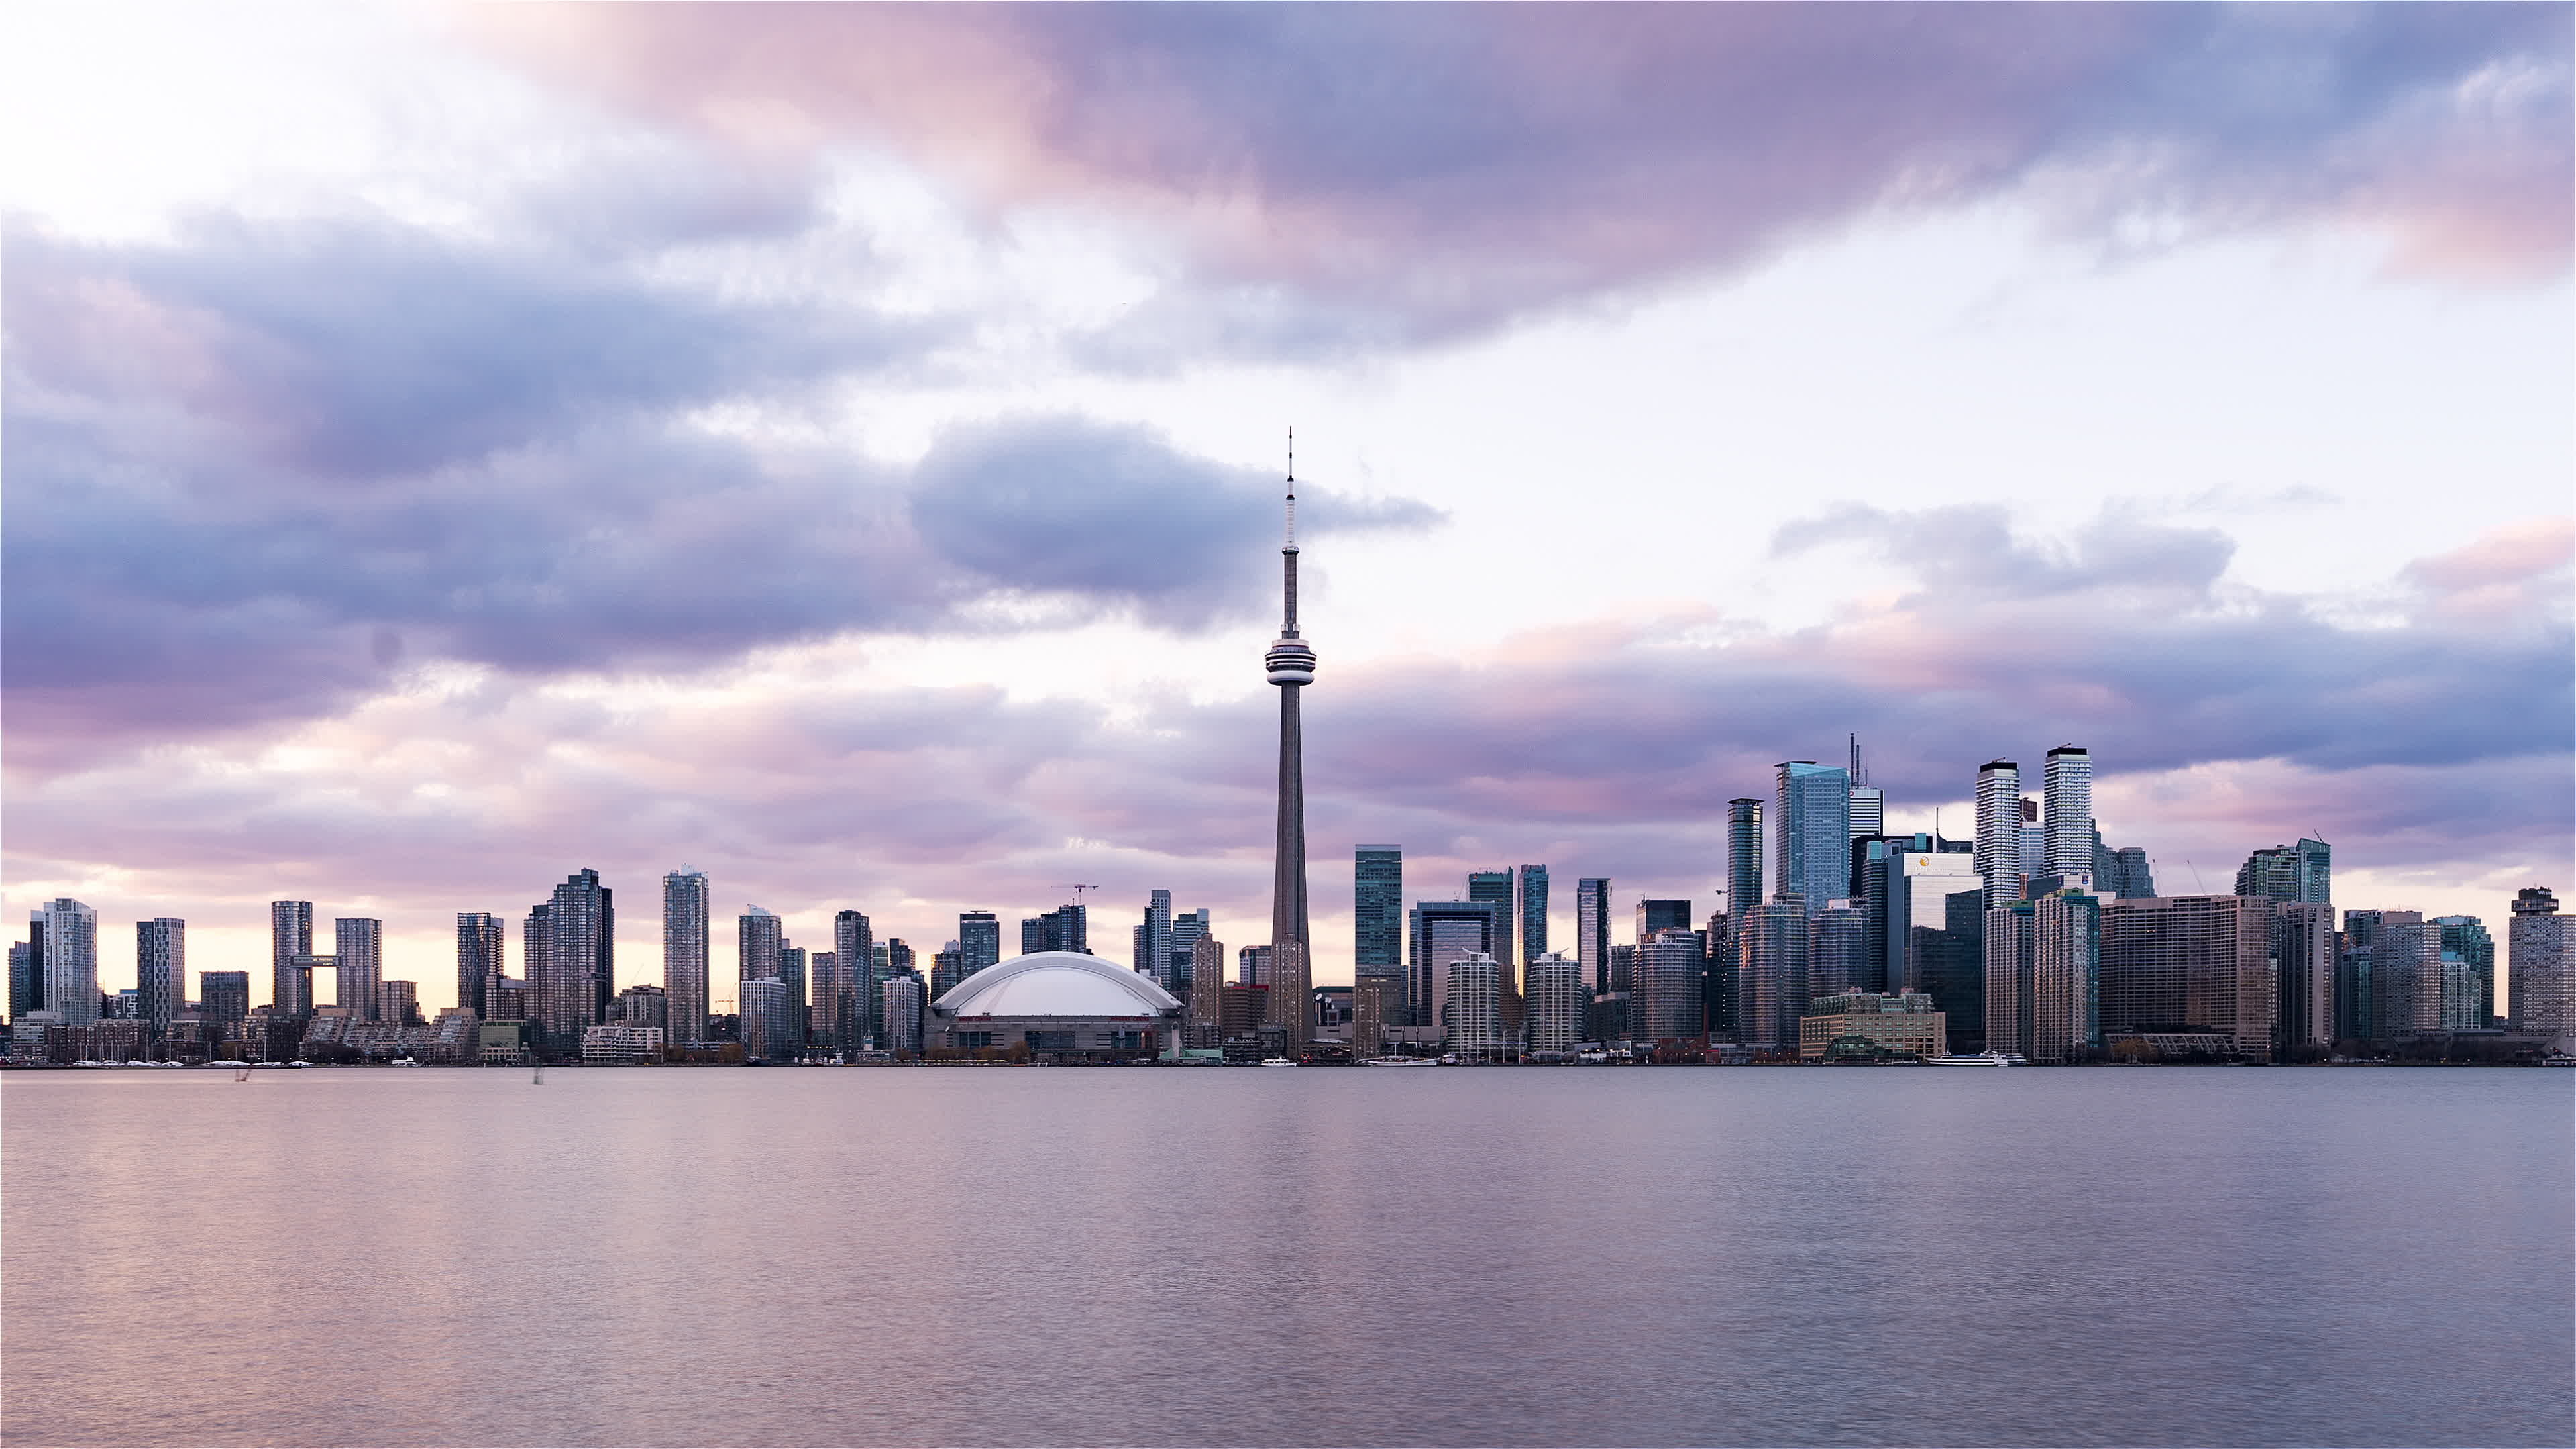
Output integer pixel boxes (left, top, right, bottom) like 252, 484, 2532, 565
928, 951, 1184, 1061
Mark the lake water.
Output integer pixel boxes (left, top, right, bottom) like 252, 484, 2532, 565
3, 1067, 2568, 1447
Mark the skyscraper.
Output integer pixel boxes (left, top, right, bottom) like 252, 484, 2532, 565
2273, 900, 2339, 1053
1167, 908, 1208, 990
201, 971, 250, 1026
1525, 951, 1585, 1055
881, 967, 925, 1055
334, 918, 382, 1022
1985, 888, 2100, 1063
1517, 865, 1549, 969
2434, 915, 2493, 1028
1411, 900, 1496, 1034
1574, 877, 1612, 996
459, 912, 505, 1021
271, 901, 314, 1018
1636, 898, 1694, 939
1188, 932, 1224, 1047
1726, 799, 1764, 917
2507, 888, 2571, 1048
1736, 900, 1809, 1052
837, 910, 877, 1049
1807, 901, 1866, 1002
1356, 847, 1403, 991
2236, 839, 2332, 906
1262, 454, 1318, 1056
1633, 928, 1707, 1045
8, 929, 40, 1020
1020, 904, 1087, 955
2041, 745, 2094, 882
136, 918, 185, 1037
539, 869, 614, 1056
740, 906, 782, 985
663, 870, 709, 1048
1135, 890, 1174, 987
958, 912, 1001, 974
1846, 736, 1884, 841
1466, 871, 1515, 979
1444, 953, 1505, 1060
1774, 761, 1853, 910
2100, 896, 2278, 1059
1975, 760, 2024, 908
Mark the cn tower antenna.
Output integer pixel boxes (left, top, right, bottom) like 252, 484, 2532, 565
1285, 426, 1297, 548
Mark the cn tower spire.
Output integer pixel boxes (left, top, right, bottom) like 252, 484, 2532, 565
1264, 427, 1316, 1055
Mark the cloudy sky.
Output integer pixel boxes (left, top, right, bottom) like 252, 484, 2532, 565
5, 2, 2569, 1012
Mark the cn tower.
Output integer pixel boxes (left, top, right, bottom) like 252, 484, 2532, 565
1265, 431, 1316, 1053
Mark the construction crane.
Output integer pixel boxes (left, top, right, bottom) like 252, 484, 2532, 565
1063, 885, 1103, 904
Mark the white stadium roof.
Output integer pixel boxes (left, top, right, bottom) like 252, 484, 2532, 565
932, 951, 1182, 1020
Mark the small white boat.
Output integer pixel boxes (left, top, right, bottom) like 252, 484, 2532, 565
1927, 1050, 2029, 1067
1257, 1057, 1298, 1068
1361, 1056, 1438, 1067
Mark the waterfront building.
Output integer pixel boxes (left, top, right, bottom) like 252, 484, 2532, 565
523, 906, 550, 1022
2099, 896, 2277, 1059
1737, 900, 1809, 1052
2434, 915, 2495, 1027
1985, 900, 2035, 1059
136, 917, 185, 1037
1355, 844, 1405, 981
1807, 900, 1866, 1002
2273, 900, 2338, 1053
2041, 746, 2095, 882
2337, 910, 2381, 1044
1574, 877, 1612, 998
1880, 849, 1985, 996
1350, 973, 1395, 1059
537, 869, 614, 1056
662, 870, 709, 1049
2029, 889, 2102, 1063
201, 971, 251, 1026
458, 912, 505, 1023
1263, 465, 1318, 1058
931, 951, 1183, 1060
881, 969, 926, 1055
1975, 761, 2025, 908
1238, 944, 1273, 987
1442, 953, 1506, 1059
2507, 888, 2572, 1049
1187, 934, 1225, 1046
376, 979, 419, 1026
1525, 951, 1585, 1055
837, 910, 877, 1050
270, 900, 313, 1019
290, 955, 336, 1020
1633, 928, 1707, 1046
334, 918, 382, 1022
1798, 990, 1944, 1061
582, 1023, 665, 1063
740, 977, 795, 1062
1467, 871, 1516, 976
1774, 761, 1853, 910
930, 947, 964, 1002
1411, 900, 1497, 1034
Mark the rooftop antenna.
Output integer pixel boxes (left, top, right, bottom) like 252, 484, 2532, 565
1285, 426, 1297, 547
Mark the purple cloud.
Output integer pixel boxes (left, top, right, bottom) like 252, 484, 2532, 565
475, 3, 2573, 345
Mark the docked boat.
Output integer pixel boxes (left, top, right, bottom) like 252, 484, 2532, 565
1927, 1050, 2029, 1067
1257, 1057, 1298, 1067
1361, 1056, 1438, 1067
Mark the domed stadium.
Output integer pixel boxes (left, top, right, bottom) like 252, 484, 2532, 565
928, 951, 1183, 1061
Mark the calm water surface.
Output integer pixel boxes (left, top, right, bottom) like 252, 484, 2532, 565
3, 1067, 2568, 1447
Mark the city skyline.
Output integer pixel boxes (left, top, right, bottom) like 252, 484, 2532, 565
5, 5, 2569, 1012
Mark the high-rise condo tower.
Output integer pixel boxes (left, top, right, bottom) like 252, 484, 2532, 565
1265, 435, 1317, 1054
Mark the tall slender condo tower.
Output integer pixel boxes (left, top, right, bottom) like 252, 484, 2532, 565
1265, 433, 1318, 1053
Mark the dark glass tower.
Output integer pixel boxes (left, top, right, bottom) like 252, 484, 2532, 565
1354, 846, 1403, 969
1265, 446, 1317, 1052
